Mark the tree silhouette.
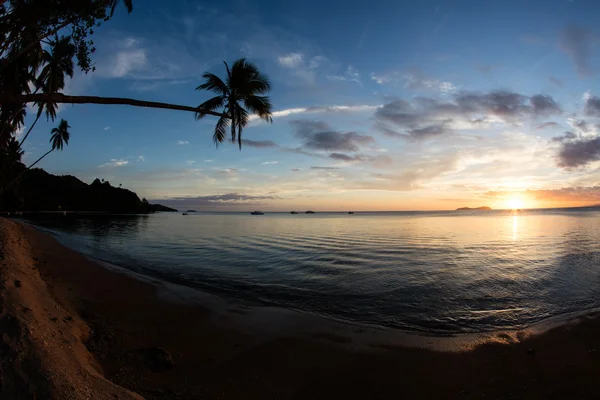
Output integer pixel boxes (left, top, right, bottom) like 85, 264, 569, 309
0, 119, 71, 195
196, 59, 273, 149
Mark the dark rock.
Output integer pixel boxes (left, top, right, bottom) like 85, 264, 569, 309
143, 346, 175, 371
527, 348, 536, 356
13, 280, 21, 288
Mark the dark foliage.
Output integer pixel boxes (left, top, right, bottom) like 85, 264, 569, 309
0, 168, 166, 214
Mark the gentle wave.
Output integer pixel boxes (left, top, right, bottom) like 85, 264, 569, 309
24, 209, 600, 333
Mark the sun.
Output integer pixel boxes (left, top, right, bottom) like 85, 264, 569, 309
505, 195, 525, 210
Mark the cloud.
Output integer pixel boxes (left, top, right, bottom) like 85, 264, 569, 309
291, 168, 301, 172
557, 135, 600, 168
111, 48, 147, 78
218, 168, 238, 174
248, 104, 379, 123
329, 153, 358, 162
584, 95, 600, 117
204, 159, 213, 163
371, 69, 456, 93
99, 159, 129, 168
103, 126, 111, 131
177, 140, 189, 145
262, 161, 278, 165
530, 94, 562, 116
186, 160, 195, 165
328, 65, 361, 84
137, 155, 145, 162
291, 120, 376, 152
277, 52, 330, 85
242, 139, 279, 148
374, 91, 563, 140
310, 166, 340, 170
151, 193, 281, 210
536, 122, 559, 130
278, 53, 304, 68
559, 25, 595, 76
403, 73, 457, 93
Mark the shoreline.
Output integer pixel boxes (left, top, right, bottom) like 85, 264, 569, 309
81, 253, 600, 353
3, 218, 600, 398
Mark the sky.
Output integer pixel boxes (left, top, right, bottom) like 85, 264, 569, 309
19, 0, 600, 211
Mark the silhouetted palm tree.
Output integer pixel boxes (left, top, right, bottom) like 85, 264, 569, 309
10, 36, 75, 153
0, 136, 24, 177
21, 119, 69, 170
0, 119, 70, 196
35, 36, 75, 120
196, 58, 273, 149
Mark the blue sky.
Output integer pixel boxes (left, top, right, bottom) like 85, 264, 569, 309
19, 0, 600, 210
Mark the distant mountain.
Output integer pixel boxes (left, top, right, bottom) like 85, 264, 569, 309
0, 168, 172, 214
456, 206, 492, 211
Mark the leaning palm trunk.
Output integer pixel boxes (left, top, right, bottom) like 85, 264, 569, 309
0, 94, 228, 117
18, 113, 41, 148
0, 149, 52, 197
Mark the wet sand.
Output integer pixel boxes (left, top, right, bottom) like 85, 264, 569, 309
1, 217, 600, 399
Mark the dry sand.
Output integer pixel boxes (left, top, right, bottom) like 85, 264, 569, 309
1, 217, 600, 399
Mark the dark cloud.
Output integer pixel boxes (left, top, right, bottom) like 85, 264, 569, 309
290, 120, 376, 152
310, 166, 340, 170
557, 136, 600, 168
530, 95, 561, 116
291, 168, 301, 172
151, 193, 281, 210
549, 76, 563, 87
552, 131, 577, 143
559, 25, 595, 76
374, 91, 562, 140
536, 122, 559, 130
573, 119, 590, 132
584, 95, 600, 117
242, 139, 279, 148
329, 153, 357, 161
406, 121, 452, 140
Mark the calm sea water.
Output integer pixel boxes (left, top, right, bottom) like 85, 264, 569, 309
25, 208, 600, 334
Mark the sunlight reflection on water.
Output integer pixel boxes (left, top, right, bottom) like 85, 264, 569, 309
27, 208, 600, 334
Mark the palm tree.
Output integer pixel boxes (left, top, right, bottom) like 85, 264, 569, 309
34, 35, 75, 121
0, 136, 24, 177
23, 118, 70, 170
196, 58, 273, 149
0, 119, 70, 196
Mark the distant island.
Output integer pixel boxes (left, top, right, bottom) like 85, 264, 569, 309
455, 206, 492, 211
0, 168, 175, 214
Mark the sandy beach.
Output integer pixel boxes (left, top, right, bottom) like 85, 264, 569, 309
1, 217, 600, 399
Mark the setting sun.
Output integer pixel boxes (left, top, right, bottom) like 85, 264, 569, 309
505, 195, 526, 210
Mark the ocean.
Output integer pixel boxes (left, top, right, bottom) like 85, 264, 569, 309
24, 208, 600, 334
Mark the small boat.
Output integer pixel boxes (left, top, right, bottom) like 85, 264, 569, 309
305, 210, 315, 214
348, 211, 354, 214
251, 211, 264, 215
182, 212, 189, 215
290, 211, 299, 214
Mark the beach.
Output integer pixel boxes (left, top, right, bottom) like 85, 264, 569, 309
2, 217, 600, 399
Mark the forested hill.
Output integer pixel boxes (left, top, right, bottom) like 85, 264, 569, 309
0, 168, 176, 214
